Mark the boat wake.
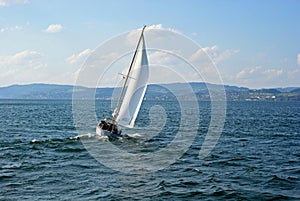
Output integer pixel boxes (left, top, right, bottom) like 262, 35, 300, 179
71, 133, 95, 140
124, 133, 143, 138
69, 131, 144, 144
72, 133, 110, 141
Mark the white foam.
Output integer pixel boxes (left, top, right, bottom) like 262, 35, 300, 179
73, 133, 95, 139
126, 133, 142, 138
97, 136, 109, 141
3, 162, 22, 169
31, 139, 38, 143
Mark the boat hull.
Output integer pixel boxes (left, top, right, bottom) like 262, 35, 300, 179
96, 125, 122, 138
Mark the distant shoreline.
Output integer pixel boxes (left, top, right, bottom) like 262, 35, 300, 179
0, 83, 299, 101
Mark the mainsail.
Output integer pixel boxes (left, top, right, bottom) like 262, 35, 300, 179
115, 27, 149, 128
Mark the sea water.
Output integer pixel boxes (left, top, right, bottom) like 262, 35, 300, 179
0, 100, 299, 200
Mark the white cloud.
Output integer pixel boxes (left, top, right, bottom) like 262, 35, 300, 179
232, 66, 291, 88
190, 45, 239, 65
236, 66, 262, 79
190, 45, 218, 63
65, 48, 93, 64
263, 68, 283, 80
44, 24, 63, 33
297, 53, 300, 65
236, 69, 246, 79
0, 0, 28, 7
0, 25, 23, 32
147, 24, 163, 30
148, 50, 182, 66
215, 49, 240, 63
0, 50, 44, 68
237, 66, 283, 81
146, 24, 180, 33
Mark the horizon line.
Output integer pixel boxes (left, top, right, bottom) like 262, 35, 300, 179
0, 82, 299, 90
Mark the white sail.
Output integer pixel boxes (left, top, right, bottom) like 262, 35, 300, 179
116, 35, 149, 128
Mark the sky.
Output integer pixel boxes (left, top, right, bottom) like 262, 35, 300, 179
0, 0, 299, 88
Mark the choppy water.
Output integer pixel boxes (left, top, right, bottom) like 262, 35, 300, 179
0, 100, 299, 200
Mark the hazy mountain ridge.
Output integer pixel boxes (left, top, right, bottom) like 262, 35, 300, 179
0, 83, 299, 101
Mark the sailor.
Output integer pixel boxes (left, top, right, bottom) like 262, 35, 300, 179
112, 125, 118, 134
107, 123, 113, 132
100, 120, 108, 130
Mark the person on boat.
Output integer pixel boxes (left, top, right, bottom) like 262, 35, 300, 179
112, 125, 118, 134
107, 123, 113, 132
99, 120, 108, 130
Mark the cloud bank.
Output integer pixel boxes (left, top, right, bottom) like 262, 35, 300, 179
231, 65, 296, 88
0, 50, 48, 86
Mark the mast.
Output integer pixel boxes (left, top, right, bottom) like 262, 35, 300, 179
112, 25, 146, 123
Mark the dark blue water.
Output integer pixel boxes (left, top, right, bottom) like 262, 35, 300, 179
0, 100, 299, 200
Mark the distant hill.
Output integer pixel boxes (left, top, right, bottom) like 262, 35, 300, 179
0, 84, 77, 99
274, 87, 299, 92
291, 88, 300, 93
0, 83, 299, 101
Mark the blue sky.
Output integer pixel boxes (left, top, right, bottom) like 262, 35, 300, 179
0, 0, 299, 88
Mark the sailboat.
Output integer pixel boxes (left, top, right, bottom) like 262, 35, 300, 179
96, 26, 149, 137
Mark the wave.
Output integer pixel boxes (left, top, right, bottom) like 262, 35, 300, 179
30, 138, 69, 144
70, 133, 95, 140
124, 133, 143, 138
28, 132, 142, 146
